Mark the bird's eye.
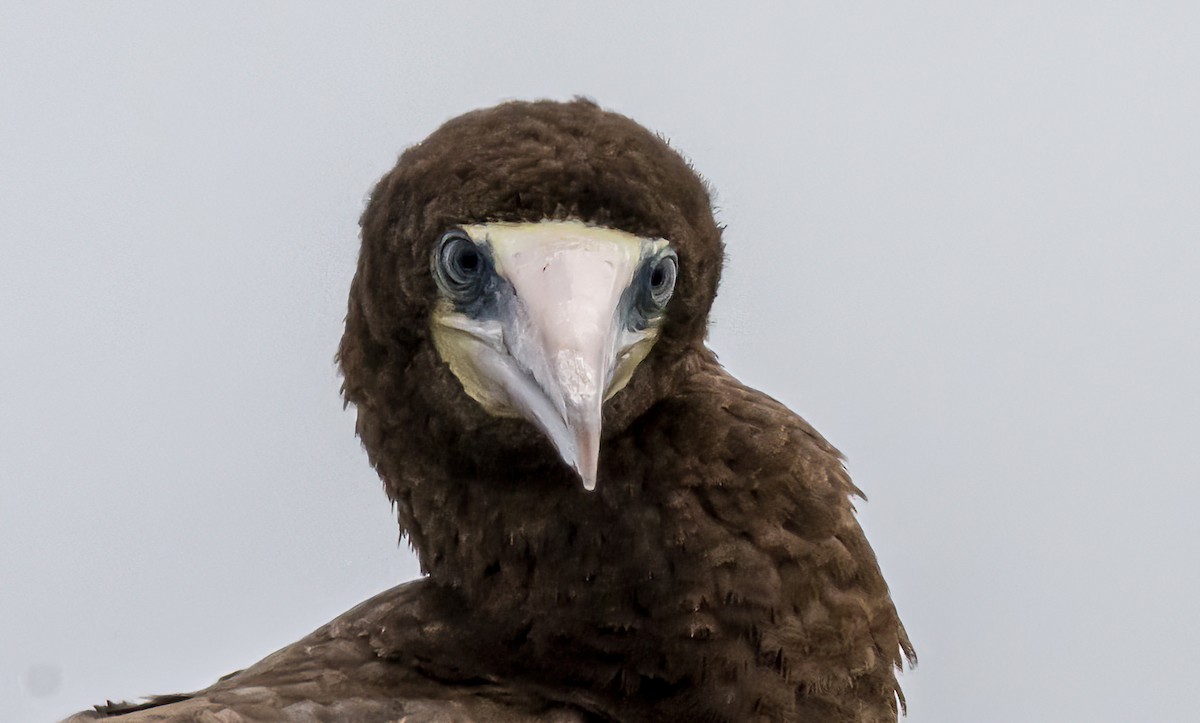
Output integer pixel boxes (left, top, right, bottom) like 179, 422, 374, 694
644, 251, 678, 312
434, 230, 489, 302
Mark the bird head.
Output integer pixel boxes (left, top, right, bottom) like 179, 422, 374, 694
338, 99, 724, 578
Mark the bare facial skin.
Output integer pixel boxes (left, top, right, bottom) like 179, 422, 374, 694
430, 220, 675, 490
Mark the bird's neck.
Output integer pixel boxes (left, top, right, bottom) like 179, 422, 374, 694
368, 353, 797, 719
407, 454, 764, 721
354, 345, 908, 720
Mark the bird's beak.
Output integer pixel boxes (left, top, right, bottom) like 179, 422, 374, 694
432, 222, 664, 491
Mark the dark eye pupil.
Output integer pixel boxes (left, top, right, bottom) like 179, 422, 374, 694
650, 264, 666, 288
457, 247, 479, 273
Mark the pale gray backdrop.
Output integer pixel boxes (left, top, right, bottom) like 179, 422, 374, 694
2, 2, 1197, 721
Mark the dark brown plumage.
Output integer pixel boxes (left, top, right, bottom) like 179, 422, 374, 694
70, 99, 913, 723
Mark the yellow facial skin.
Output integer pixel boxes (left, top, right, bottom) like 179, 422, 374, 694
430, 220, 672, 490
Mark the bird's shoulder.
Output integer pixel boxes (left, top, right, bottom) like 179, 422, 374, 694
637, 354, 914, 720
63, 580, 588, 723
655, 354, 860, 500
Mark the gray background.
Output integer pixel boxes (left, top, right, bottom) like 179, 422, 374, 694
2, 2, 1197, 721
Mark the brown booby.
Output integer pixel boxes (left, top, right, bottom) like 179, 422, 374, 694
69, 99, 914, 723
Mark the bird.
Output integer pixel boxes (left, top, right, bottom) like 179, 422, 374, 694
68, 99, 914, 723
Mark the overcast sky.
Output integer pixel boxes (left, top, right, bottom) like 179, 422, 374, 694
2, 3, 1198, 721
